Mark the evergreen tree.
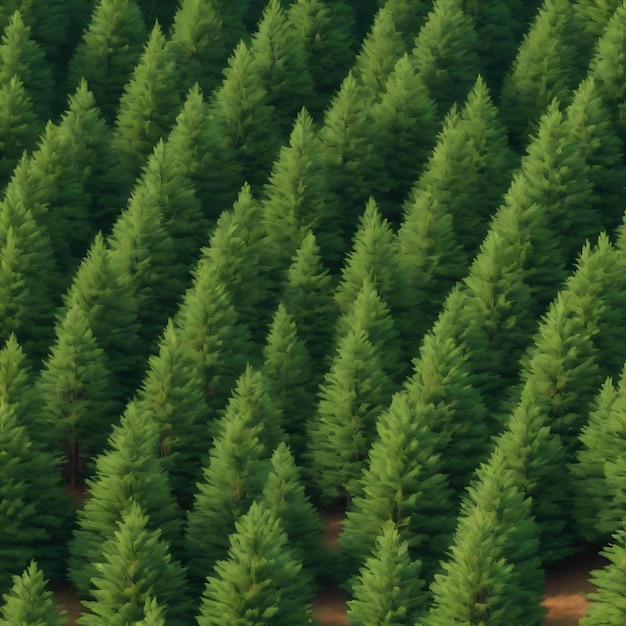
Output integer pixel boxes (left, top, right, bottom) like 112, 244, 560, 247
79, 500, 191, 626
262, 442, 324, 580
133, 597, 165, 626
0, 561, 64, 626
281, 230, 337, 374
68, 403, 183, 598
287, 0, 356, 117
197, 502, 312, 626
167, 0, 228, 97
185, 395, 273, 592
262, 107, 342, 271
573, 0, 622, 55
351, 7, 406, 100
67, 0, 147, 123
306, 324, 394, 505
37, 304, 116, 488
500, 0, 584, 150
368, 53, 439, 218
410, 0, 483, 115
425, 449, 545, 626
112, 23, 181, 183
262, 304, 316, 458
0, 76, 40, 186
377, 0, 431, 47
248, 0, 315, 136
346, 520, 427, 626
134, 319, 210, 508
581, 527, 626, 625
339, 391, 456, 585
0, 10, 54, 121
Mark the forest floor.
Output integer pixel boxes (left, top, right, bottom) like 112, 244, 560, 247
51, 506, 606, 625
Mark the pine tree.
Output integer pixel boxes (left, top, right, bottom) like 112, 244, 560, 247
500, 0, 584, 150
185, 395, 273, 592
368, 53, 439, 218
78, 500, 191, 626
425, 449, 545, 626
281, 230, 337, 374
0, 561, 64, 626
133, 597, 165, 626
410, 0, 483, 115
573, 0, 622, 55
68, 403, 183, 598
197, 501, 313, 626
262, 107, 342, 271
346, 520, 427, 626
262, 442, 324, 580
581, 527, 626, 625
36, 304, 116, 488
0, 10, 54, 121
351, 7, 406, 100
287, 0, 356, 118
339, 391, 456, 585
0, 76, 40, 186
112, 23, 182, 183
67, 0, 147, 123
377, 0, 431, 47
247, 0, 315, 137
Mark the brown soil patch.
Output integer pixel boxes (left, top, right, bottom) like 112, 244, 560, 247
312, 587, 349, 626
317, 506, 345, 553
49, 581, 81, 626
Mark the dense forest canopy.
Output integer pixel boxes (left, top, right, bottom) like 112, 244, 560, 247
1, 0, 626, 624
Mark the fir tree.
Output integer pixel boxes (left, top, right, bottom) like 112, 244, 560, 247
133, 597, 165, 626
410, 0, 483, 115
36, 304, 116, 488
262, 107, 342, 271
68, 403, 183, 598
378, 0, 431, 46
351, 7, 406, 100
573, 0, 622, 54
339, 391, 456, 585
0, 10, 54, 121
112, 23, 182, 183
368, 53, 439, 217
580, 527, 626, 625
78, 500, 191, 626
262, 442, 324, 580
247, 0, 315, 136
346, 520, 427, 626
425, 449, 545, 626
67, 0, 147, 123
500, 0, 584, 150
197, 501, 313, 626
0, 561, 64, 626
262, 304, 316, 458
0, 76, 40, 186
287, 0, 356, 118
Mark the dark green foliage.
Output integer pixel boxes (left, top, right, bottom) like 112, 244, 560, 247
184, 376, 276, 591
134, 0, 177, 28
262, 304, 317, 458
0, 10, 54, 121
287, 0, 356, 117
37, 304, 116, 487
67, 0, 147, 123
581, 527, 626, 625
410, 0, 483, 115
573, 0, 622, 69
376, 0, 431, 48
262, 107, 342, 271
346, 520, 427, 626
339, 392, 456, 585
500, 0, 585, 150
425, 449, 545, 626
112, 23, 181, 183
78, 500, 191, 626
68, 403, 183, 598
261, 442, 324, 580
0, 561, 64, 626
368, 53, 439, 218
197, 501, 313, 626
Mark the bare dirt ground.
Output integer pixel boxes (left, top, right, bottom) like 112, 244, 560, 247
52, 507, 606, 625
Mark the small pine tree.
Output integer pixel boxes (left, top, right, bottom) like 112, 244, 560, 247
0, 561, 64, 626
78, 500, 191, 626
346, 520, 427, 626
197, 501, 313, 626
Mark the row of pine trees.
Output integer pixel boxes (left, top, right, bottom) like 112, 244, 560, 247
2, 0, 626, 623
